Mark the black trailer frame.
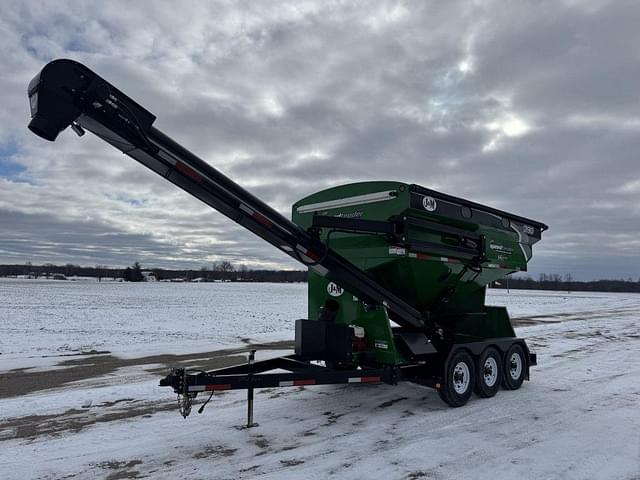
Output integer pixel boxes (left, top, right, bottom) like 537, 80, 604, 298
161, 339, 536, 424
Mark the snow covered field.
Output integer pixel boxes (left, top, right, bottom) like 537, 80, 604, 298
1, 281, 639, 479
0, 279, 307, 370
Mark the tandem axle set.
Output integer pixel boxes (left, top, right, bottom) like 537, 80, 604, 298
27, 59, 546, 420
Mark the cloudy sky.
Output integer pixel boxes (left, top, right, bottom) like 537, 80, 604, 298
1, 0, 639, 279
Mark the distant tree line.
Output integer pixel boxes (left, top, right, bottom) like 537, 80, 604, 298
123, 262, 144, 282
0, 261, 307, 283
3, 263, 639, 292
493, 273, 640, 293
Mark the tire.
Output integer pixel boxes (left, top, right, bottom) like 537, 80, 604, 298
502, 343, 526, 390
438, 349, 475, 407
474, 347, 502, 398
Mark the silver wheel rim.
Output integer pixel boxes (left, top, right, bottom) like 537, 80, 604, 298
509, 352, 523, 380
453, 361, 470, 394
483, 357, 498, 387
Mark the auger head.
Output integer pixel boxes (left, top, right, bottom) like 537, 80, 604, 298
27, 59, 90, 141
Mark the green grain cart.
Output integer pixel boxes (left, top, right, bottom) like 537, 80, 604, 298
293, 182, 546, 407
27, 59, 547, 422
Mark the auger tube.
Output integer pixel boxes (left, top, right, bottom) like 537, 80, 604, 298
27, 59, 425, 330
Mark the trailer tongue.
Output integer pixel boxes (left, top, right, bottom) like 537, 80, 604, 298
27, 59, 547, 420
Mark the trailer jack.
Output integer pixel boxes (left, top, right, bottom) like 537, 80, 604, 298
242, 350, 259, 429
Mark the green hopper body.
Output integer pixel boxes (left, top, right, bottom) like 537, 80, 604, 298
292, 181, 547, 365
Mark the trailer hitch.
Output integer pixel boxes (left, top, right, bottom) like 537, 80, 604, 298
159, 368, 195, 418
160, 351, 261, 425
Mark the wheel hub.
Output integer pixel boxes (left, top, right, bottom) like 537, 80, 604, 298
452, 361, 470, 394
483, 357, 498, 387
509, 352, 523, 380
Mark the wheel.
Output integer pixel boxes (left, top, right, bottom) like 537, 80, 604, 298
438, 349, 475, 407
502, 343, 526, 390
474, 347, 502, 398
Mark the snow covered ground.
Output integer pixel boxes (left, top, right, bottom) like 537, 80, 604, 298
2, 278, 633, 369
0, 278, 307, 370
1, 281, 639, 479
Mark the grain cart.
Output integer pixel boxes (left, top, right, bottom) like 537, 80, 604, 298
27, 59, 547, 421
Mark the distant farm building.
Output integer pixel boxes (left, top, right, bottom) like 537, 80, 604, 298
141, 271, 157, 282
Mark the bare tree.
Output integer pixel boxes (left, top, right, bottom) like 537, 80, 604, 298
213, 261, 235, 281
564, 273, 573, 293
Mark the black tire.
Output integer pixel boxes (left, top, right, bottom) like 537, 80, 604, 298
502, 343, 526, 390
438, 349, 475, 407
474, 347, 502, 398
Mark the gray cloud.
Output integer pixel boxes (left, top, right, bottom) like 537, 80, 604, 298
1, 0, 639, 279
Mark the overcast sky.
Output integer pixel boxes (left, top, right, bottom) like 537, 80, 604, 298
1, 0, 639, 280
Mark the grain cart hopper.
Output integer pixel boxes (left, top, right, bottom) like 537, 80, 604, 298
27, 59, 547, 421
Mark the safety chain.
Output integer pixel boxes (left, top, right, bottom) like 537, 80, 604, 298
177, 368, 193, 418
177, 392, 193, 418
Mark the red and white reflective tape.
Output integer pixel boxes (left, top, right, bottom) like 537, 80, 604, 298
206, 384, 231, 391
348, 376, 381, 384
279, 379, 316, 387
389, 246, 522, 270
239, 204, 273, 228
189, 384, 231, 392
189, 376, 382, 392
389, 247, 462, 264
310, 264, 329, 277
175, 161, 203, 183
407, 252, 461, 264
239, 204, 253, 215
295, 244, 321, 262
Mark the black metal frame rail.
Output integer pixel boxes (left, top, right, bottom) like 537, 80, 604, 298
312, 214, 486, 263
160, 355, 398, 394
